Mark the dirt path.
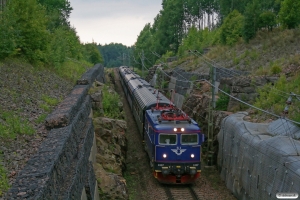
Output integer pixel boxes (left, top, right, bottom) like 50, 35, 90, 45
113, 68, 236, 200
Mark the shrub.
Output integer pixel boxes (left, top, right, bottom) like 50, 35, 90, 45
102, 85, 123, 119
216, 88, 230, 111
258, 11, 276, 31
271, 65, 282, 74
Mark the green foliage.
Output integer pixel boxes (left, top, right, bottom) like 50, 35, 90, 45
53, 60, 91, 83
40, 104, 51, 112
39, 95, 59, 112
243, 0, 261, 42
0, 0, 95, 73
216, 88, 230, 111
0, 159, 9, 197
82, 43, 103, 65
37, 0, 73, 29
0, 0, 50, 63
254, 74, 300, 121
0, 0, 49, 62
98, 43, 132, 68
258, 11, 276, 31
35, 113, 48, 124
278, 0, 300, 29
46, 27, 82, 67
133, 23, 156, 70
220, 10, 244, 46
178, 27, 219, 56
42, 95, 59, 106
271, 65, 282, 74
0, 110, 35, 139
102, 85, 123, 119
156, 51, 175, 64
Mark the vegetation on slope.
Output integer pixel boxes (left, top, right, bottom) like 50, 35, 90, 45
130, 0, 300, 123
0, 0, 104, 196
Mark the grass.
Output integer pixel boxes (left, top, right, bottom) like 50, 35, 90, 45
42, 95, 59, 106
0, 157, 9, 197
53, 60, 92, 83
35, 113, 48, 124
0, 109, 35, 139
39, 95, 60, 112
124, 171, 137, 200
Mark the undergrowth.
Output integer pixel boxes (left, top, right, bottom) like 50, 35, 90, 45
52, 60, 92, 83
0, 108, 35, 139
254, 74, 300, 122
102, 85, 123, 119
216, 87, 230, 111
0, 156, 9, 197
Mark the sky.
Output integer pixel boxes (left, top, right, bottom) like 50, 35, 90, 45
69, 0, 162, 47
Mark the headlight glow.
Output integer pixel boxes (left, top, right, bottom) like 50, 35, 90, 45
181, 128, 184, 132
191, 154, 195, 158
174, 128, 177, 132
163, 154, 167, 158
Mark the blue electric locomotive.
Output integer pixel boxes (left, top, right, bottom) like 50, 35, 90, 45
118, 66, 203, 184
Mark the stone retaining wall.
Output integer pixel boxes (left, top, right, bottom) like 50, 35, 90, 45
6, 64, 105, 200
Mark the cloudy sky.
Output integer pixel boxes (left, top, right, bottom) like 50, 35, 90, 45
69, 0, 162, 47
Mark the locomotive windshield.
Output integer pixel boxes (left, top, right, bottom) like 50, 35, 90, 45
159, 134, 177, 145
181, 134, 198, 145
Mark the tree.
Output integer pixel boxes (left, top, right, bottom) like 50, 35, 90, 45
243, 0, 261, 43
38, 0, 73, 29
220, 10, 244, 45
98, 43, 132, 68
0, 0, 50, 62
278, 0, 300, 29
258, 11, 276, 31
82, 43, 103, 65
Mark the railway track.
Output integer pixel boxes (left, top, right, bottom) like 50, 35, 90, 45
163, 185, 200, 200
113, 68, 236, 200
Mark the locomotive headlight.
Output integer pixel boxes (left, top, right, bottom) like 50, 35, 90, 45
173, 128, 177, 132
191, 154, 195, 158
163, 154, 167, 158
181, 128, 184, 132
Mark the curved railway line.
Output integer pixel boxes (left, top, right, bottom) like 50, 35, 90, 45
112, 68, 236, 200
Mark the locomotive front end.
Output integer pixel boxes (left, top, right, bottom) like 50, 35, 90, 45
153, 129, 203, 184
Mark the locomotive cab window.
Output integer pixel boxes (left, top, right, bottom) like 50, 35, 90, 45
159, 134, 177, 145
181, 134, 198, 145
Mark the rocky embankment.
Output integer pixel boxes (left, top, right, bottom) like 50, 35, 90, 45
89, 79, 128, 199
0, 61, 74, 197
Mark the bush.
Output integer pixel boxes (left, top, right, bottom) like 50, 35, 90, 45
102, 85, 123, 119
258, 11, 276, 31
271, 65, 282, 74
216, 88, 230, 111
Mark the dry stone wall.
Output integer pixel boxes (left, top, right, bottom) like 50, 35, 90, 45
6, 64, 105, 200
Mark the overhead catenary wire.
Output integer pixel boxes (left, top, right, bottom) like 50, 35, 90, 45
140, 50, 300, 127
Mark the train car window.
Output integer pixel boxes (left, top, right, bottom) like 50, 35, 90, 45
181, 134, 198, 145
159, 134, 177, 145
